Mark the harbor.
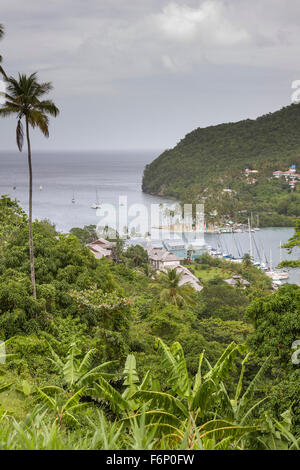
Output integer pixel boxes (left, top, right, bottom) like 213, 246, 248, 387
125, 225, 299, 286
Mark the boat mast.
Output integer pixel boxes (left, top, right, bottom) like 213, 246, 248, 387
248, 218, 253, 260
280, 240, 282, 264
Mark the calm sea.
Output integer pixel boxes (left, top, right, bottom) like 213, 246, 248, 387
0, 150, 169, 231
0, 150, 299, 284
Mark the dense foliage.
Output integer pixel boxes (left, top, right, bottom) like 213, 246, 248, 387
0, 196, 300, 449
142, 104, 300, 226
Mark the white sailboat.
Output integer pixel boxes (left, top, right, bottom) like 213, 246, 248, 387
266, 243, 289, 281
91, 189, 101, 209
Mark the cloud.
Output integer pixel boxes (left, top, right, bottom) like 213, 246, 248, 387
154, 1, 250, 45
1, 0, 300, 150
1, 0, 300, 98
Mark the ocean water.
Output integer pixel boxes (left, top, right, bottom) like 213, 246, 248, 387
0, 150, 299, 284
0, 150, 172, 233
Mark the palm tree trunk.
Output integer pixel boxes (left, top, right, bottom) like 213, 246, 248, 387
25, 116, 37, 299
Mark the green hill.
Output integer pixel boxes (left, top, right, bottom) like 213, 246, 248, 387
142, 103, 300, 226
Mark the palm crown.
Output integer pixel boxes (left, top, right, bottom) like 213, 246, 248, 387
152, 268, 195, 307
0, 73, 59, 149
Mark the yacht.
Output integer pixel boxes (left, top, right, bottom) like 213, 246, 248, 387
91, 189, 101, 209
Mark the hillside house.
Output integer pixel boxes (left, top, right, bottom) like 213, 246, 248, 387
176, 265, 203, 292
146, 246, 182, 271
87, 238, 115, 259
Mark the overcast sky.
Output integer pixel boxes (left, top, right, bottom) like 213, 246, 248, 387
1, 0, 300, 151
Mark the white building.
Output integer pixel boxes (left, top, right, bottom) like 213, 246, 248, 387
146, 246, 181, 271
87, 238, 115, 259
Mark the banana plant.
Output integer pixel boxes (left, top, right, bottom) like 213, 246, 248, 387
36, 385, 88, 426
94, 339, 257, 447
47, 342, 117, 393
126, 339, 258, 446
93, 354, 151, 416
217, 352, 271, 426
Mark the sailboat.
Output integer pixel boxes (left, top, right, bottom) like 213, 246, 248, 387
254, 214, 260, 231
265, 243, 289, 281
91, 189, 101, 209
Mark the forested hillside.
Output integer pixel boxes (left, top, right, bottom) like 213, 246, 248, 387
142, 104, 300, 226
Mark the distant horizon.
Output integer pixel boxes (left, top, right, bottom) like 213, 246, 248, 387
1, 99, 296, 154
0, 148, 164, 153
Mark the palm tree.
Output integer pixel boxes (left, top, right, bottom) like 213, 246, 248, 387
151, 268, 195, 307
0, 73, 59, 298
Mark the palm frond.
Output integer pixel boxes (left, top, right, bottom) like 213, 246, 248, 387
16, 119, 24, 152
0, 106, 17, 117
36, 99, 59, 117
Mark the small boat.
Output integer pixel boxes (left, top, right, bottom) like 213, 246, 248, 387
266, 270, 289, 281
91, 189, 101, 209
91, 203, 101, 209
231, 257, 243, 263
39, 185, 43, 191
72, 190, 75, 204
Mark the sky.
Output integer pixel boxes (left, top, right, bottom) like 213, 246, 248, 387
1, 0, 300, 151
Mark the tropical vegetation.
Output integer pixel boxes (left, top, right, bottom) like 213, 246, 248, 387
0, 196, 299, 449
1, 21, 300, 451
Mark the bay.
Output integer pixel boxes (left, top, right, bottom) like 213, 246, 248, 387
0, 150, 299, 284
